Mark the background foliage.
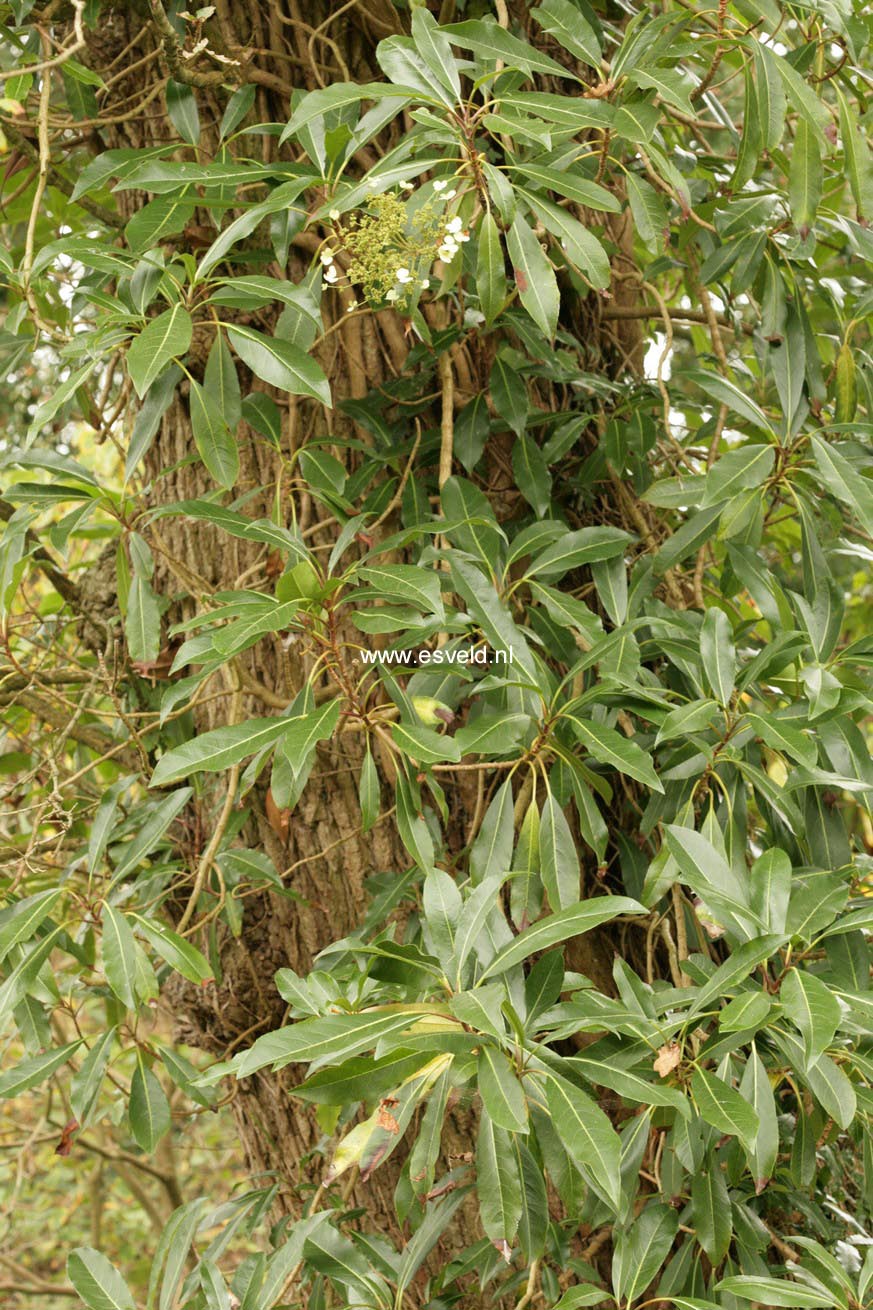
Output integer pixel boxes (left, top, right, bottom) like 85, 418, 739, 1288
1, 0, 873, 1307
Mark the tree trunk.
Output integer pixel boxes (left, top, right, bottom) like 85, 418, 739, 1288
78, 0, 647, 1250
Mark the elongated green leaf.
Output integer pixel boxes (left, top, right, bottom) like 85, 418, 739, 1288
691, 1068, 759, 1148
569, 717, 662, 792
612, 1203, 678, 1303
227, 325, 330, 405
717, 1275, 837, 1307
782, 968, 841, 1065
101, 904, 138, 1008
0, 889, 62, 962
545, 1071, 622, 1210
228, 1010, 422, 1077
506, 214, 559, 338
477, 211, 506, 327
479, 897, 643, 981
127, 306, 193, 399
475, 1111, 523, 1252
0, 1039, 82, 1098
150, 717, 293, 787
189, 379, 238, 489
442, 18, 573, 78
478, 1046, 528, 1132
129, 1053, 171, 1152
67, 1249, 136, 1310
540, 793, 580, 910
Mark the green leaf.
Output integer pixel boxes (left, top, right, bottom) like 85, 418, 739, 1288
753, 43, 786, 150
740, 1047, 779, 1189
476, 1111, 523, 1253
126, 574, 161, 664
516, 162, 618, 212
655, 699, 719, 746
691, 1168, 731, 1262
700, 607, 735, 707
811, 436, 873, 537
358, 746, 380, 833
130, 915, 214, 986
804, 1053, 856, 1129
512, 435, 551, 518
684, 368, 773, 433
477, 211, 506, 327
127, 306, 193, 400
197, 360, 240, 479
691, 1068, 759, 1148
410, 6, 461, 101
837, 87, 873, 219
150, 716, 296, 787
545, 1071, 622, 1210
701, 444, 775, 506
540, 793, 580, 910
527, 526, 633, 581
442, 18, 574, 79
782, 968, 841, 1066
532, 0, 600, 67
227, 325, 331, 405
789, 117, 823, 230
71, 1029, 116, 1126
0, 888, 62, 962
479, 897, 644, 981
67, 1249, 136, 1310
506, 215, 559, 338
228, 1010, 421, 1077
612, 1203, 678, 1303
165, 79, 200, 144
101, 904, 138, 1009
478, 1046, 528, 1132
0, 1040, 82, 1098
687, 935, 783, 1022
625, 173, 667, 251
664, 825, 761, 939
129, 1053, 171, 1152
717, 1275, 838, 1307
391, 721, 460, 765
569, 717, 663, 792
744, 712, 817, 768
525, 193, 610, 289
749, 848, 791, 936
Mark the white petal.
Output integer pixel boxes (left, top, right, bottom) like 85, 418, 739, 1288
433, 180, 447, 192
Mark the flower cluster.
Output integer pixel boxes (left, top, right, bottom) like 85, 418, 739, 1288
316, 176, 468, 312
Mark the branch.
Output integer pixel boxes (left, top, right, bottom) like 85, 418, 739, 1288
599, 304, 754, 336
148, 0, 233, 87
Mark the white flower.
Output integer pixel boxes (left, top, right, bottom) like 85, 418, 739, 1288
444, 188, 457, 200
455, 230, 470, 243
437, 243, 456, 261
420, 278, 430, 289
395, 267, 413, 284
366, 177, 378, 189
442, 234, 458, 252
345, 301, 357, 313
385, 288, 399, 302
324, 264, 339, 283
400, 181, 414, 192
319, 250, 335, 266
445, 216, 463, 234
329, 208, 340, 221
433, 180, 447, 192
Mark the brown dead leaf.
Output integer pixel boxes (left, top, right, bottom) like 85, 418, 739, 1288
653, 1042, 681, 1078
